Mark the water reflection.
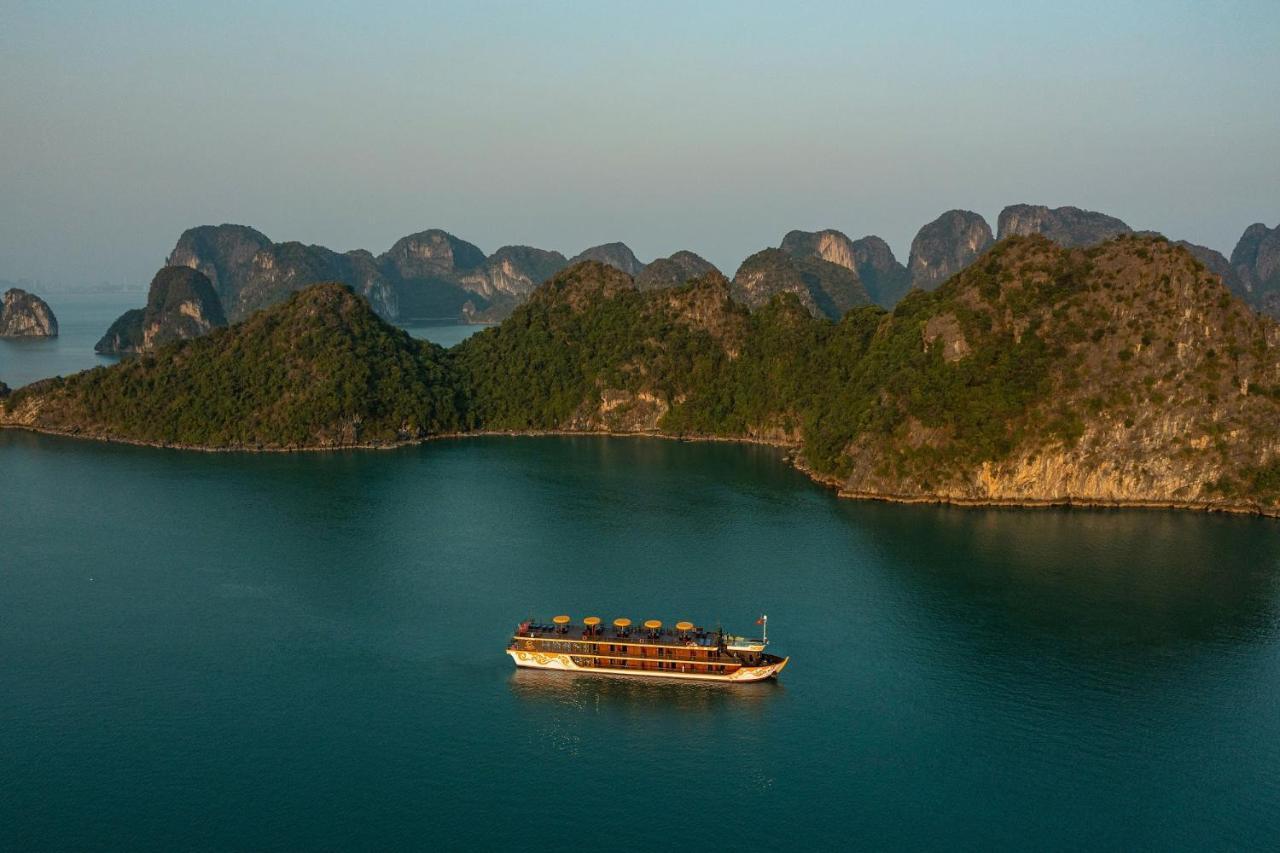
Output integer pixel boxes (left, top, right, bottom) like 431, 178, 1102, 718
838, 501, 1280, 661
508, 667, 784, 715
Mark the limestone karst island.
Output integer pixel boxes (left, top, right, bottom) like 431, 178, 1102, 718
3, 2, 1279, 850
5, 210, 1280, 516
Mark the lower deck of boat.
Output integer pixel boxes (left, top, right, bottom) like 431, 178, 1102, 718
506, 647, 788, 682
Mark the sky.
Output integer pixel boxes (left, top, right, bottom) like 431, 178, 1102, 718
1, 0, 1278, 288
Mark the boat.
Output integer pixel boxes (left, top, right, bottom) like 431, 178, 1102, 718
507, 614, 789, 682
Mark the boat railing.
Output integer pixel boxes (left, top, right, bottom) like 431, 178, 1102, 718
514, 621, 744, 643
509, 636, 743, 663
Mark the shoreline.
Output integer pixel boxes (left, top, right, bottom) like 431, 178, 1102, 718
3, 421, 1276, 519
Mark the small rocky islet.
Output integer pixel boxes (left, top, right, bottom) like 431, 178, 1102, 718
5, 228, 1280, 517
0, 288, 58, 337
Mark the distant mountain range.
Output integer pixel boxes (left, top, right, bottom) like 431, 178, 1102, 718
9, 233, 1280, 516
93, 206, 1280, 353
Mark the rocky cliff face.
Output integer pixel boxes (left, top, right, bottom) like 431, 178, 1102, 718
167, 224, 398, 322
1174, 240, 1245, 298
567, 243, 646, 276
11, 237, 1280, 515
457, 245, 567, 300
840, 234, 1280, 512
96, 309, 146, 354
163, 225, 579, 326
96, 267, 227, 354
849, 235, 912, 308
780, 229, 859, 270
167, 224, 271, 312
380, 230, 486, 281
230, 241, 396, 321
454, 245, 569, 323
1231, 223, 1280, 317
908, 210, 994, 291
0, 289, 58, 337
997, 204, 1132, 246
634, 250, 719, 291
780, 230, 911, 308
731, 248, 869, 319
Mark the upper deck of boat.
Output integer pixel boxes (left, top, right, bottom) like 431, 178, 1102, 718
515, 620, 752, 649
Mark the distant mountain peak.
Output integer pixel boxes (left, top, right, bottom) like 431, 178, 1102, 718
380, 230, 487, 278
95, 266, 226, 354
1231, 221, 1280, 318
634, 250, 719, 292
908, 210, 994, 292
997, 204, 1132, 247
780, 229, 910, 308
732, 247, 869, 320
567, 242, 645, 276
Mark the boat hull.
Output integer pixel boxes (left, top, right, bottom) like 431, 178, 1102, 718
506, 648, 788, 682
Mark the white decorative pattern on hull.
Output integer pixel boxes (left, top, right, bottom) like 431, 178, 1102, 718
506, 649, 786, 683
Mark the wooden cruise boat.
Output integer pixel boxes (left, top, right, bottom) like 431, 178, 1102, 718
507, 615, 788, 682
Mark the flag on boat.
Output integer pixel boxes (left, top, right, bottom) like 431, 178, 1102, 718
756, 615, 766, 625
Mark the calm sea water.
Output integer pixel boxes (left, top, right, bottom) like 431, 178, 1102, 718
0, 291, 136, 388
2, 431, 1279, 851
0, 292, 484, 388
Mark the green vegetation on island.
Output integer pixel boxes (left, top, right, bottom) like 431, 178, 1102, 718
8, 285, 462, 448
5, 235, 1280, 514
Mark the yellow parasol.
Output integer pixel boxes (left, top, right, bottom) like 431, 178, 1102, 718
583, 616, 601, 627
613, 617, 632, 628
675, 621, 694, 631
643, 620, 662, 630
552, 615, 570, 625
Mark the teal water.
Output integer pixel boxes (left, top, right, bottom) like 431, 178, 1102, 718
396, 318, 491, 349
2, 432, 1279, 850
0, 291, 137, 388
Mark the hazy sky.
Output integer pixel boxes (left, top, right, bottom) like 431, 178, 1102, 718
2, 0, 1278, 287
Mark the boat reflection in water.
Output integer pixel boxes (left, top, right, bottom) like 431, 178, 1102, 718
508, 666, 785, 714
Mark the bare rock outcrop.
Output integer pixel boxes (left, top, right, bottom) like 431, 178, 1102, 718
907, 210, 994, 291
780, 229, 910, 307
841, 234, 1280, 513
1173, 240, 1245, 298
380, 230, 486, 282
458, 245, 567, 300
1232, 222, 1280, 317
0, 289, 58, 337
95, 267, 226, 354
997, 204, 1132, 247
168, 224, 399, 322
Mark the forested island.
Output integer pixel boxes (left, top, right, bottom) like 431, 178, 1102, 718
4, 232, 1280, 516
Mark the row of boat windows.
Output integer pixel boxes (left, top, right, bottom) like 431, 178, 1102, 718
533, 640, 720, 659
576, 657, 730, 674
